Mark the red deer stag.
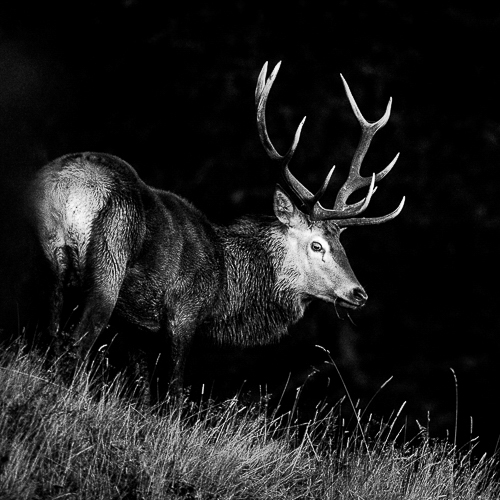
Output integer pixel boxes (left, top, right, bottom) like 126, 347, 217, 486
28, 62, 404, 397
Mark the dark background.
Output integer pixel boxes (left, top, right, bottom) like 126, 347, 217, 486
1, 2, 499, 455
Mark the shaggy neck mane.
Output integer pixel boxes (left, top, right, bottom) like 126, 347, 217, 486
204, 216, 306, 346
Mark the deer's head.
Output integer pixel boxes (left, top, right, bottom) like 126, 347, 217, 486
256, 62, 405, 310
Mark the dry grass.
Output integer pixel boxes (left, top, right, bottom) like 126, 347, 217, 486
0, 345, 498, 499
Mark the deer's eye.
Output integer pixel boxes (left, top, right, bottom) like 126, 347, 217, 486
311, 241, 323, 252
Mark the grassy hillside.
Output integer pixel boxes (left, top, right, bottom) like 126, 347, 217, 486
0, 345, 498, 499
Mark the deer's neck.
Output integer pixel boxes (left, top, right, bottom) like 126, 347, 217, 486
207, 216, 306, 345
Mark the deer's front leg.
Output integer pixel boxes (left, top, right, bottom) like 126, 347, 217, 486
147, 310, 198, 403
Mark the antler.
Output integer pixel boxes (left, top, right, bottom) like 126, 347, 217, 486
255, 62, 405, 226
255, 61, 313, 213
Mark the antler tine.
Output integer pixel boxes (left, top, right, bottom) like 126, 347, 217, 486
334, 74, 398, 212
255, 61, 314, 205
336, 196, 406, 226
255, 62, 268, 107
310, 165, 336, 205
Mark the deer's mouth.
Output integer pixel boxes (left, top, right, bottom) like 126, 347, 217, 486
319, 295, 364, 310
336, 298, 363, 310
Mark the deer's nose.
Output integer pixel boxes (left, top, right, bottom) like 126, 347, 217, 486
350, 287, 368, 307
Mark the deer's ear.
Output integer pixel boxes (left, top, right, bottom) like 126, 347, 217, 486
273, 185, 307, 228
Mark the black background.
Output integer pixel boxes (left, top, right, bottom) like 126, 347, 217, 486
1, 2, 499, 456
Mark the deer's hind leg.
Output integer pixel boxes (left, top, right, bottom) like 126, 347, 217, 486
32, 243, 71, 356
67, 202, 142, 372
